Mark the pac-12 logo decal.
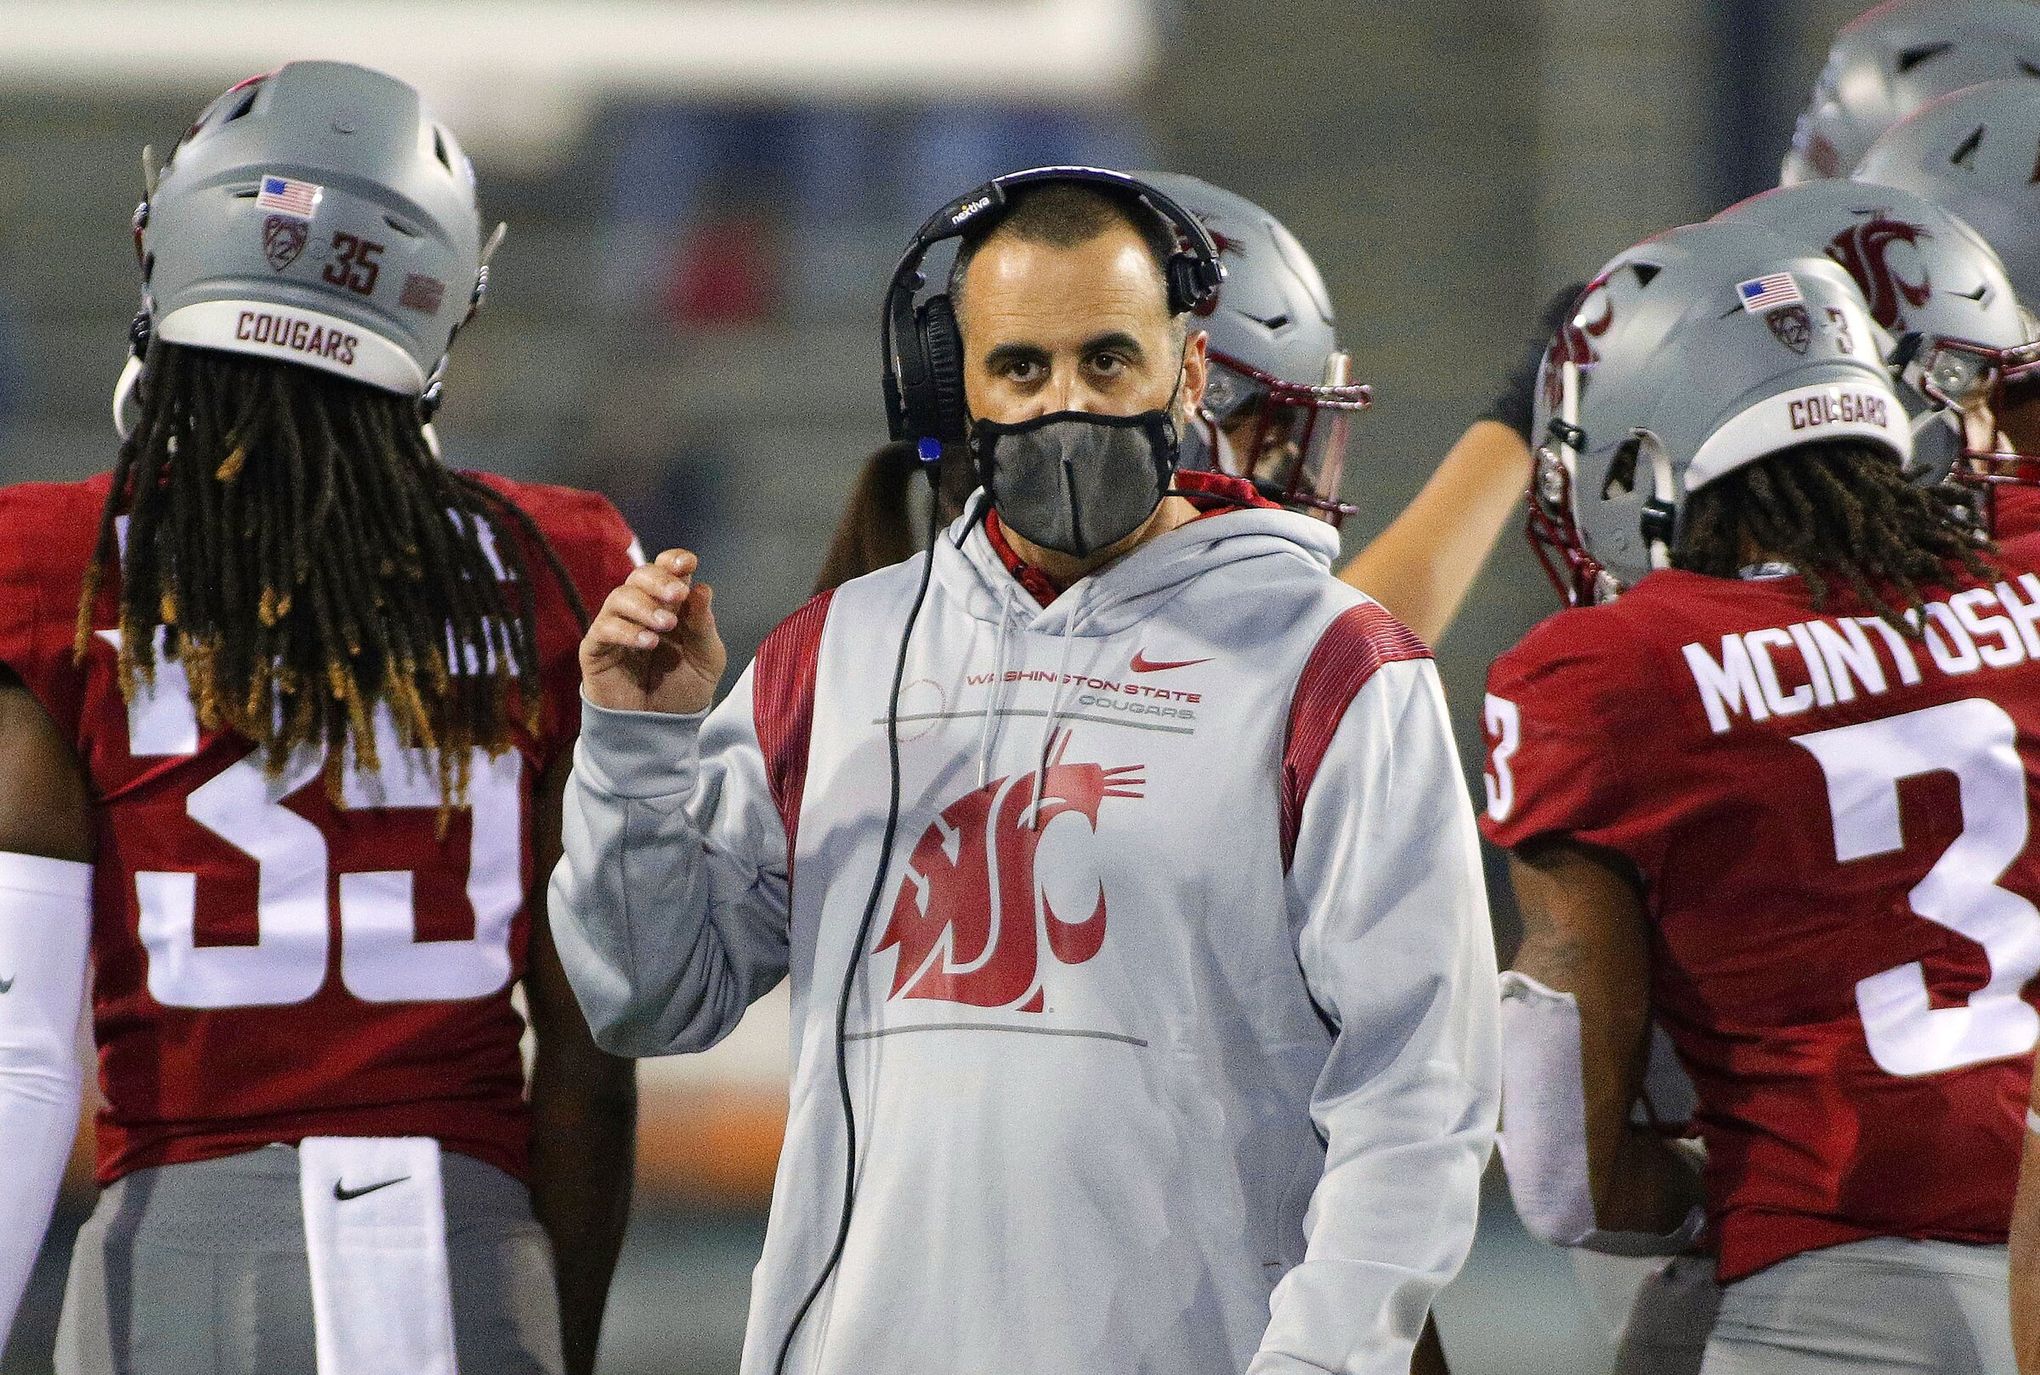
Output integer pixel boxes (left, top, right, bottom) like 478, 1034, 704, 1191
1766, 304, 1813, 354
263, 214, 308, 272
876, 731, 1143, 1012
1825, 216, 1931, 330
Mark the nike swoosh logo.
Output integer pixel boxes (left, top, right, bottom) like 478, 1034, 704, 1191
333, 1176, 409, 1202
1129, 651, 1213, 674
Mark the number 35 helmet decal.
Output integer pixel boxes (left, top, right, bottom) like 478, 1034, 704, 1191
118, 61, 503, 434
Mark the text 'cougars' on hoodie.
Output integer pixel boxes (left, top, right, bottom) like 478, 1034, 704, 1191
549, 492, 1501, 1375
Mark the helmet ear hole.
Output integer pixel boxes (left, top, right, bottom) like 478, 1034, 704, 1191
918, 293, 968, 445
1603, 438, 1642, 498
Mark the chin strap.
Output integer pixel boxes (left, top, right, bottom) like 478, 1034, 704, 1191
1643, 437, 1678, 571
112, 352, 145, 441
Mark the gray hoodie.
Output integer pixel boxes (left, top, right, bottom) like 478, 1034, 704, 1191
549, 499, 1500, 1375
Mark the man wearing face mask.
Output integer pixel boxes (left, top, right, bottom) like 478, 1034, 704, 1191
548, 168, 1501, 1375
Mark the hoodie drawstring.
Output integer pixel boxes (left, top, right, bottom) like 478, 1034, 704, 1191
975, 593, 1018, 790
1029, 583, 1086, 828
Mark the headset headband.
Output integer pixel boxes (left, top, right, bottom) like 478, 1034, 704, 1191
881, 165, 1226, 445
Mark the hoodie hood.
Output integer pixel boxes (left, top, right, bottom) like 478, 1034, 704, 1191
933, 490, 1343, 639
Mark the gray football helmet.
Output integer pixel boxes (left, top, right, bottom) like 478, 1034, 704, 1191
120, 61, 499, 430
1715, 178, 2035, 483
1138, 171, 1372, 524
1855, 78, 2040, 308
1781, 0, 2040, 185
1529, 221, 1911, 604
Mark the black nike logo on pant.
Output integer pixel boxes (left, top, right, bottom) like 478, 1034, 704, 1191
333, 1176, 409, 1201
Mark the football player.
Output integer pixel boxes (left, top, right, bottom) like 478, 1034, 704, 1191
0, 63, 638, 1375
1487, 216, 2035, 1372
1854, 79, 2040, 537
1781, 0, 2040, 185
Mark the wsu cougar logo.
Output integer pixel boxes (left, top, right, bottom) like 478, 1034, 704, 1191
876, 732, 1144, 1012
1826, 216, 1931, 330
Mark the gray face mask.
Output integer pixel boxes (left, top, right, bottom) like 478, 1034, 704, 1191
970, 407, 1182, 558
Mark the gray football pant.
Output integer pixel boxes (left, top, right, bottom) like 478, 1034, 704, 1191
1699, 1236, 2011, 1375
53, 1144, 565, 1375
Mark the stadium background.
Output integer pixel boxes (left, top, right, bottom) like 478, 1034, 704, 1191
0, 2, 1865, 1370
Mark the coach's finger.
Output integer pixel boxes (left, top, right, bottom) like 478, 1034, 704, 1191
604, 585, 680, 633
587, 609, 667, 652
627, 562, 693, 605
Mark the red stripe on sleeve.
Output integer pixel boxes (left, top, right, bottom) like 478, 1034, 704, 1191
752, 589, 834, 861
1279, 602, 1432, 872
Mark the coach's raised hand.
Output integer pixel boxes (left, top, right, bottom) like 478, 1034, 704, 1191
581, 549, 727, 715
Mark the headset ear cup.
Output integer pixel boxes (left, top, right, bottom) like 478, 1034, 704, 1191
918, 294, 968, 445
1168, 253, 1222, 318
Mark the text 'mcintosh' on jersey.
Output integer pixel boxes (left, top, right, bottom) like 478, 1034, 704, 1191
1681, 572, 2040, 733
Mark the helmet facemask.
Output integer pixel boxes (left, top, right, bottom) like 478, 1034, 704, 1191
1913, 336, 2040, 509
1526, 348, 1622, 607
1202, 348, 1371, 524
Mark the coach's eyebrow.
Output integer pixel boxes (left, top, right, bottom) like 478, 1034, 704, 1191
1080, 330, 1146, 361
982, 341, 1051, 373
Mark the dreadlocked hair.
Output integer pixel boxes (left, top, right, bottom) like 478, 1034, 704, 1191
1674, 438, 1995, 633
75, 342, 587, 813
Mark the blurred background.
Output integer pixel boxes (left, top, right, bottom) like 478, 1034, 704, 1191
0, 1, 1871, 1371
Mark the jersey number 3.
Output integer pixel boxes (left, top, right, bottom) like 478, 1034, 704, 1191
103, 630, 521, 1010
1795, 698, 2040, 1077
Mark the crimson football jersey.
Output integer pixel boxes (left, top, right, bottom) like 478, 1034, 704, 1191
1482, 544, 2040, 1282
1991, 482, 2040, 541
0, 472, 636, 1185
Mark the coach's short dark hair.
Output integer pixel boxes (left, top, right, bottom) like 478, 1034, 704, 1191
949, 182, 1182, 323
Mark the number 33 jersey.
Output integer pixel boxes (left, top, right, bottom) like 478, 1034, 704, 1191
0, 474, 637, 1186
1481, 540, 2040, 1284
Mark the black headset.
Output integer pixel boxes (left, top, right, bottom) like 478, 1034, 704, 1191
880, 165, 1226, 452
